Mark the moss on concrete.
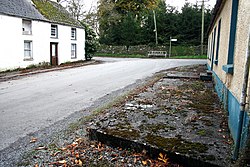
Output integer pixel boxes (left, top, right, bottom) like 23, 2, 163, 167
197, 129, 207, 136
105, 128, 140, 140
145, 134, 208, 154
188, 90, 217, 113
139, 123, 176, 133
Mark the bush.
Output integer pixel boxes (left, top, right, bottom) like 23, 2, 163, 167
81, 22, 99, 60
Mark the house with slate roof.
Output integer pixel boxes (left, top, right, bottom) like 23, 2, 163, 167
207, 0, 250, 160
0, 0, 85, 71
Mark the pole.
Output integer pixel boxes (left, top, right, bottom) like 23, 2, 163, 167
169, 36, 172, 57
201, 0, 205, 55
153, 10, 158, 46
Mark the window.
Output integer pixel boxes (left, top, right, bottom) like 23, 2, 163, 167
71, 28, 76, 40
51, 25, 58, 38
211, 27, 217, 70
223, 0, 239, 74
214, 19, 221, 65
71, 44, 77, 58
22, 20, 32, 35
24, 41, 33, 60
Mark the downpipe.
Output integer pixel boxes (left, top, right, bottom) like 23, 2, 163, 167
233, 28, 250, 160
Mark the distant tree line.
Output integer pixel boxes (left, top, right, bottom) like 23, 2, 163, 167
97, 0, 212, 50
63, 0, 212, 55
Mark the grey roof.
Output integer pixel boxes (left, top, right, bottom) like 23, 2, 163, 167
0, 0, 47, 21
0, 0, 83, 28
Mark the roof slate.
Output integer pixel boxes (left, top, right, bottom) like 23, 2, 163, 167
0, 0, 46, 21
0, 0, 83, 28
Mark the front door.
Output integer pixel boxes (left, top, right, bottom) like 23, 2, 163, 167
50, 43, 58, 66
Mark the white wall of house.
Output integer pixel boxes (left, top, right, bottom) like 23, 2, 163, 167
52, 24, 85, 65
0, 14, 85, 71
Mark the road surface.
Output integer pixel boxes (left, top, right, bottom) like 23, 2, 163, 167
0, 57, 206, 150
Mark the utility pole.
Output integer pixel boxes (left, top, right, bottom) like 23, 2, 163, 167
169, 36, 172, 57
153, 10, 158, 46
201, 0, 205, 55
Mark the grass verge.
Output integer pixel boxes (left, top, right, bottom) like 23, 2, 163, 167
169, 55, 207, 59
95, 53, 146, 58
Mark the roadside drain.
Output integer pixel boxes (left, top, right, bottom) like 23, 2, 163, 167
88, 128, 221, 167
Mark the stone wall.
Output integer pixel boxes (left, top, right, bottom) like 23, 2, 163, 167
97, 45, 207, 56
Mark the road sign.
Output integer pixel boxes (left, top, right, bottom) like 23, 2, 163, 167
171, 39, 177, 42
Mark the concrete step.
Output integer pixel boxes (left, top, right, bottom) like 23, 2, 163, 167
200, 73, 212, 81
206, 70, 213, 76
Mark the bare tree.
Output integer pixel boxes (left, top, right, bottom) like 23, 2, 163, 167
59, 0, 85, 20
82, 2, 99, 35
59, 0, 99, 34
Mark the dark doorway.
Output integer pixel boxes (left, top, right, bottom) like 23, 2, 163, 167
50, 42, 58, 66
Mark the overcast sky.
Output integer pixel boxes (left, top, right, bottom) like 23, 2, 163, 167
81, 0, 217, 12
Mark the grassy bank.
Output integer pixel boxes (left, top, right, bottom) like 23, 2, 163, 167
95, 53, 147, 58
95, 53, 207, 59
170, 55, 207, 59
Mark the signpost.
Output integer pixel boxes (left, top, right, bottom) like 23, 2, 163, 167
169, 37, 177, 57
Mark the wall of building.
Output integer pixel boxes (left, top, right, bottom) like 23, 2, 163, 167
207, 0, 250, 150
0, 15, 85, 71
49, 24, 85, 65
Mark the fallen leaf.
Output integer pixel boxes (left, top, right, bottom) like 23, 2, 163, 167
111, 157, 117, 162
142, 149, 147, 155
158, 153, 169, 164
75, 138, 84, 143
60, 147, 67, 151
58, 160, 67, 164
134, 157, 137, 164
35, 146, 47, 150
133, 153, 141, 157
159, 153, 164, 159
78, 159, 83, 166
142, 160, 147, 166
111, 153, 118, 157
30, 137, 38, 143
99, 155, 103, 160
75, 152, 80, 158
71, 142, 78, 147
52, 151, 60, 157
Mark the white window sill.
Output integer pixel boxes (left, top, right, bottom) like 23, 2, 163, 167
23, 58, 33, 61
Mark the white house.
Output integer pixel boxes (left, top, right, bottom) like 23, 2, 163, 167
0, 0, 85, 71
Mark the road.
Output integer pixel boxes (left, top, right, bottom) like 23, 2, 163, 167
0, 57, 206, 150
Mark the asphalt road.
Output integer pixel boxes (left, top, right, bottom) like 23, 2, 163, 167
0, 57, 206, 151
